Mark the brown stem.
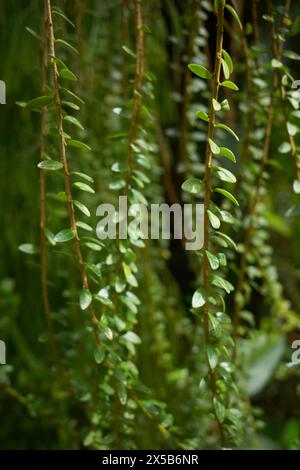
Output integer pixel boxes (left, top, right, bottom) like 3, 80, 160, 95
252, 0, 260, 45
113, 0, 144, 447
233, 0, 285, 339
181, 0, 199, 177
269, 0, 300, 182
39, 1, 58, 360
124, 0, 144, 194
45, 0, 100, 346
121, 0, 129, 101
202, 0, 225, 443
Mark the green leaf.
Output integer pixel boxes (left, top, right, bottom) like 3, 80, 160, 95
122, 45, 136, 58
71, 171, 94, 183
109, 180, 126, 190
76, 221, 93, 232
212, 98, 221, 111
86, 264, 101, 278
221, 59, 230, 80
111, 162, 128, 173
213, 231, 237, 250
208, 312, 220, 331
68, 140, 91, 151
214, 188, 239, 205
192, 288, 206, 308
26, 95, 52, 110
61, 87, 84, 104
293, 180, 300, 194
50, 55, 68, 71
74, 200, 91, 217
205, 250, 219, 270
188, 63, 212, 80
278, 142, 291, 153
181, 178, 203, 194
207, 209, 221, 229
207, 346, 218, 369
196, 111, 209, 122
221, 99, 230, 111
56, 191, 68, 202
212, 275, 234, 293
122, 262, 138, 287
219, 146, 236, 162
208, 138, 220, 154
62, 100, 80, 111
225, 4, 243, 30
80, 289, 92, 310
85, 242, 102, 251
55, 38, 79, 55
284, 51, 300, 60
73, 182, 95, 194
117, 383, 127, 405
64, 115, 84, 130
94, 292, 113, 307
218, 252, 227, 266
38, 159, 63, 171
18, 243, 38, 255
54, 229, 74, 243
122, 331, 141, 344
222, 49, 233, 74
60, 68, 77, 81
287, 122, 297, 136
271, 58, 282, 68
215, 123, 239, 141
108, 132, 128, 141
262, 14, 274, 23
213, 397, 226, 423
220, 80, 239, 91
219, 210, 234, 224
25, 27, 41, 40
216, 166, 237, 183
291, 15, 300, 36
52, 7, 75, 27
94, 348, 105, 364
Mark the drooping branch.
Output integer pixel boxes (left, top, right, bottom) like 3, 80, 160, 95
39, 1, 58, 360
268, 0, 300, 182
202, 0, 226, 443
233, 0, 285, 338
124, 0, 144, 194
45, 0, 100, 345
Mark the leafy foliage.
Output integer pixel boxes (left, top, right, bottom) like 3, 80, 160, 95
1, 0, 300, 451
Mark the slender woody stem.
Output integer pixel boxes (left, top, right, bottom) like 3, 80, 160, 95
124, 0, 144, 195
45, 0, 100, 345
202, 0, 225, 443
39, 1, 58, 360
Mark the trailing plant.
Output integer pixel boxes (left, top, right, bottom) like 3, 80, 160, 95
2, 0, 300, 451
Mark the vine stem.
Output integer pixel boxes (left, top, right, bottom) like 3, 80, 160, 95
181, 0, 199, 177
45, 0, 100, 346
114, 0, 144, 448
39, 1, 58, 360
124, 0, 144, 195
121, 0, 129, 101
233, 0, 286, 340
233, 84, 276, 340
202, 0, 225, 443
268, 0, 300, 182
